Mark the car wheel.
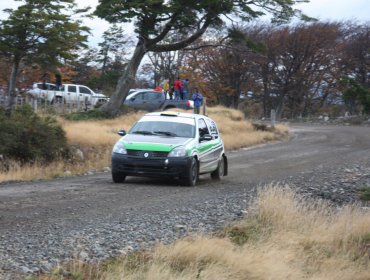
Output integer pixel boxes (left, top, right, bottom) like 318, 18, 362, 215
211, 156, 225, 180
182, 157, 198, 186
51, 97, 64, 105
94, 99, 106, 108
112, 171, 126, 183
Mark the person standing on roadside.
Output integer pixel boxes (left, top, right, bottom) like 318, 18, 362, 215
174, 77, 182, 100
180, 82, 184, 100
168, 87, 174, 100
182, 78, 189, 100
191, 87, 203, 114
163, 79, 169, 99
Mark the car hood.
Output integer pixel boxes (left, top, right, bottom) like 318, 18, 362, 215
92, 93, 109, 98
120, 134, 193, 151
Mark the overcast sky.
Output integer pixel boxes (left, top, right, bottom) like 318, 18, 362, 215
0, 0, 369, 47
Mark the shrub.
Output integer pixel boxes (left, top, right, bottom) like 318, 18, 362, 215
358, 186, 370, 201
0, 105, 70, 164
64, 109, 113, 121
64, 106, 135, 121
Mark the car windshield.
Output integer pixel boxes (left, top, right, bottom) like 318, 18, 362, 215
129, 121, 195, 138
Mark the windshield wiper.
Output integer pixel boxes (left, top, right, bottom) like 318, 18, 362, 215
154, 131, 177, 137
132, 130, 154, 135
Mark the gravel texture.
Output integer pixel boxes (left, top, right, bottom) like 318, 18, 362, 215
1, 161, 369, 280
0, 124, 369, 279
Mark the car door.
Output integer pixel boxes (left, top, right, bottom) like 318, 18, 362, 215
79, 85, 93, 105
205, 118, 223, 166
127, 92, 145, 110
144, 91, 164, 111
197, 118, 219, 173
65, 85, 77, 103
140, 91, 153, 111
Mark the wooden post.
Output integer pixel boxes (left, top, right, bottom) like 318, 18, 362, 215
202, 97, 206, 115
271, 109, 276, 128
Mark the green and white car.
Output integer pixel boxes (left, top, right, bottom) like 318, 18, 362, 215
111, 111, 228, 186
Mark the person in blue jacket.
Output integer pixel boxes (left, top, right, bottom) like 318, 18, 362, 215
191, 88, 203, 114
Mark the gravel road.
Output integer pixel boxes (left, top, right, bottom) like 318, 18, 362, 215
0, 124, 369, 279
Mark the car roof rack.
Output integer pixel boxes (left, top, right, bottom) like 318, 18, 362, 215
160, 111, 179, 117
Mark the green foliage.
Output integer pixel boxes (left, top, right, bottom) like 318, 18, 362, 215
0, 0, 90, 97
0, 105, 70, 164
358, 186, 370, 201
227, 27, 266, 53
342, 78, 370, 114
64, 109, 113, 121
88, 65, 126, 92
98, 24, 131, 70
361, 233, 370, 243
71, 272, 84, 280
95, 0, 306, 45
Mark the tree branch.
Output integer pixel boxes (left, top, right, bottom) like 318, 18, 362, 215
148, 16, 213, 53
146, 12, 179, 47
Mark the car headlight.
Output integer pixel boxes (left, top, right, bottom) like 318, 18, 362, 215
112, 141, 127, 155
168, 146, 186, 157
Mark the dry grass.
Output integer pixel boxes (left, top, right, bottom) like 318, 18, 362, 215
201, 106, 288, 150
60, 112, 143, 147
0, 160, 68, 181
0, 107, 288, 182
41, 185, 370, 280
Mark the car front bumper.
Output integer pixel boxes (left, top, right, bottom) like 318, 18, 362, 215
112, 153, 192, 178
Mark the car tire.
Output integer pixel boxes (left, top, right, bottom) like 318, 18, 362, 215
112, 171, 126, 183
182, 157, 198, 186
51, 96, 64, 105
211, 156, 225, 180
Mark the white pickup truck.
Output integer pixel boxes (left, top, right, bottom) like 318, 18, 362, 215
28, 82, 109, 107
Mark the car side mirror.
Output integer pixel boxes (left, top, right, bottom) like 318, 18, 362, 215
130, 97, 135, 101
118, 129, 126, 136
200, 134, 213, 142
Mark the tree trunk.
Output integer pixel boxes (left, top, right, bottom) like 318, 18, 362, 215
98, 16, 211, 117
6, 59, 20, 114
99, 42, 146, 117
275, 92, 286, 120
263, 81, 269, 117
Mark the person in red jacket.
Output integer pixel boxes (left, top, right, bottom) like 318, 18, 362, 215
173, 77, 182, 100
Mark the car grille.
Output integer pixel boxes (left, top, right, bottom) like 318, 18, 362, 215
127, 150, 168, 158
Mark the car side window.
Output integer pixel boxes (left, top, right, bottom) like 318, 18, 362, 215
147, 92, 156, 100
134, 93, 144, 100
206, 119, 219, 139
37, 83, 55, 90
68, 86, 77, 93
79, 86, 92, 95
198, 119, 210, 137
148, 92, 161, 100
142, 92, 150, 100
